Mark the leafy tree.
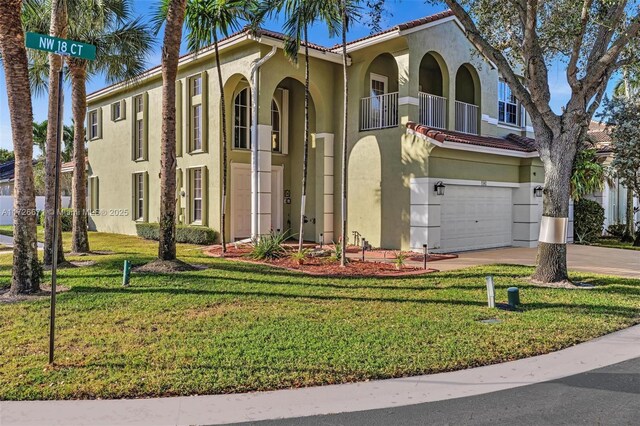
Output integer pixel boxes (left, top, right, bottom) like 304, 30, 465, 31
603, 94, 640, 246
367, 0, 640, 284
0, 0, 41, 294
152, 0, 187, 262
570, 148, 607, 201
0, 148, 15, 163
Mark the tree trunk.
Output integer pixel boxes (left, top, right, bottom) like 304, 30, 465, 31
0, 0, 42, 294
43, 0, 66, 266
622, 189, 635, 242
158, 0, 186, 261
69, 62, 90, 253
340, 0, 348, 267
214, 32, 228, 254
532, 129, 579, 284
298, 25, 310, 252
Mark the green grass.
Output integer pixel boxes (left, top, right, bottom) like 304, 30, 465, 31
591, 238, 640, 251
0, 232, 639, 400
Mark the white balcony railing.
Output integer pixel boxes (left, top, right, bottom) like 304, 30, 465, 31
455, 100, 479, 135
360, 92, 399, 131
418, 92, 447, 129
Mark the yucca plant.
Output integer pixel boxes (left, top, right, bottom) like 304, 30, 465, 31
394, 251, 408, 270
249, 230, 290, 260
290, 248, 309, 265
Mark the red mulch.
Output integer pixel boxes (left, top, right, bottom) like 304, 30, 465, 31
205, 244, 438, 277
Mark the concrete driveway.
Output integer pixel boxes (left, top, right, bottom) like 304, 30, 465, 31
433, 245, 639, 278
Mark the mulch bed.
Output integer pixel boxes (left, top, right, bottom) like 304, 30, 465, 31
0, 284, 70, 303
205, 244, 438, 277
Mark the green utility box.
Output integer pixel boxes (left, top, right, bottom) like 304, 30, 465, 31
507, 287, 520, 308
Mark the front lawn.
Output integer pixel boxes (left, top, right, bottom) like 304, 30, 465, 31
591, 237, 640, 251
0, 232, 638, 400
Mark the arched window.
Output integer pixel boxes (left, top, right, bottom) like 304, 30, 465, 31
271, 99, 281, 152
233, 87, 285, 152
233, 88, 250, 149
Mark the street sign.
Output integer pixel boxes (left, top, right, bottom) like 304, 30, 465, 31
25, 32, 96, 60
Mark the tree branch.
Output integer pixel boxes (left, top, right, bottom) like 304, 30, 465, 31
567, 0, 593, 90
444, 0, 558, 129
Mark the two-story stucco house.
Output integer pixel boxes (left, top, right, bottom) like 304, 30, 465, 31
85, 10, 561, 253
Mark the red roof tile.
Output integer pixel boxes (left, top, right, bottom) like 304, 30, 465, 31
407, 122, 537, 153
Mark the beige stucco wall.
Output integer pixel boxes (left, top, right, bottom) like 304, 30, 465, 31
87, 18, 543, 249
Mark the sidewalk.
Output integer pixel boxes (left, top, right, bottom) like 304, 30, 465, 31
0, 234, 44, 249
1, 324, 639, 426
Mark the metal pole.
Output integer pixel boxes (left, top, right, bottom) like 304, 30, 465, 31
422, 244, 428, 270
49, 64, 64, 365
361, 239, 366, 262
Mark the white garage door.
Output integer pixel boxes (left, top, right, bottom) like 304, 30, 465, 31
440, 185, 512, 252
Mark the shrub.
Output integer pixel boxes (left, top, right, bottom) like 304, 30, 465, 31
290, 249, 309, 265
39, 208, 73, 232
250, 230, 289, 260
606, 224, 627, 238
136, 223, 218, 245
394, 251, 408, 270
574, 199, 605, 244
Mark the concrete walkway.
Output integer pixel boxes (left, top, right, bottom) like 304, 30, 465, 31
1, 324, 639, 426
0, 234, 44, 250
430, 245, 639, 278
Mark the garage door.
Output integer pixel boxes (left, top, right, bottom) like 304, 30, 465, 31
440, 185, 512, 252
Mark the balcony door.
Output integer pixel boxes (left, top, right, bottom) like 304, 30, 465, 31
369, 73, 388, 128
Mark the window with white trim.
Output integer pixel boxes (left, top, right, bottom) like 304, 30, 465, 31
189, 75, 204, 152
271, 99, 281, 152
111, 100, 124, 121
498, 79, 519, 126
234, 88, 250, 149
191, 168, 202, 223
134, 172, 145, 221
133, 94, 145, 160
89, 110, 99, 140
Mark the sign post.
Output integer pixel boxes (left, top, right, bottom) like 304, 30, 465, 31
26, 32, 95, 365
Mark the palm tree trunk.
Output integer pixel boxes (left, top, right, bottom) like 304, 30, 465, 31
214, 32, 228, 254
158, 0, 186, 261
298, 24, 310, 252
69, 62, 90, 253
340, 0, 348, 267
44, 0, 67, 266
0, 0, 41, 295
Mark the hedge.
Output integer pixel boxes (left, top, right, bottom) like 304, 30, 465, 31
574, 199, 605, 244
136, 223, 218, 245
39, 208, 73, 232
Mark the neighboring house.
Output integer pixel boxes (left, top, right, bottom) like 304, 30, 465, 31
587, 120, 639, 230
0, 160, 14, 196
85, 10, 564, 252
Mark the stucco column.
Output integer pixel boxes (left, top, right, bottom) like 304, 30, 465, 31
256, 124, 272, 235
315, 133, 335, 243
393, 49, 418, 125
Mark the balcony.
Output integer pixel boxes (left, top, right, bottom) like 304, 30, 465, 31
418, 92, 447, 129
455, 100, 479, 135
360, 92, 399, 131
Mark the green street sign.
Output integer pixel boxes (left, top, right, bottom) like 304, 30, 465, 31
25, 32, 96, 60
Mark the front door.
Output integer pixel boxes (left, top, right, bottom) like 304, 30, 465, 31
231, 164, 283, 240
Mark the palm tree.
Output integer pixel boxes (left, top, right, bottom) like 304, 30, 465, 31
178, 0, 256, 254
62, 0, 153, 253
257, 0, 337, 252
0, 0, 42, 294
23, 0, 68, 265
153, 0, 187, 261
33, 120, 48, 156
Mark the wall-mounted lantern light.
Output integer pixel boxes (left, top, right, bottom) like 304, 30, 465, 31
434, 181, 446, 196
533, 185, 544, 198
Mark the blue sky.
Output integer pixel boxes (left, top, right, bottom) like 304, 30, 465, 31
0, 0, 618, 152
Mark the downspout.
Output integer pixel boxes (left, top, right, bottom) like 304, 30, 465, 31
250, 46, 277, 239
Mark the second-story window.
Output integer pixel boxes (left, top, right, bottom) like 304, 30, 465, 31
189, 74, 204, 152
132, 94, 146, 160
498, 79, 519, 126
234, 88, 250, 149
271, 99, 280, 152
88, 110, 99, 140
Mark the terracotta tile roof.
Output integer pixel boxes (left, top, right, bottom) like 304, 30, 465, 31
407, 122, 537, 153
332, 9, 454, 49
587, 120, 612, 146
256, 29, 331, 52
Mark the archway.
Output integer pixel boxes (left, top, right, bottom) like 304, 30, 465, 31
454, 64, 481, 134
418, 52, 449, 128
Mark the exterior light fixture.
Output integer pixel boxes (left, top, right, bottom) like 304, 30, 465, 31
533, 185, 544, 198
434, 181, 446, 196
